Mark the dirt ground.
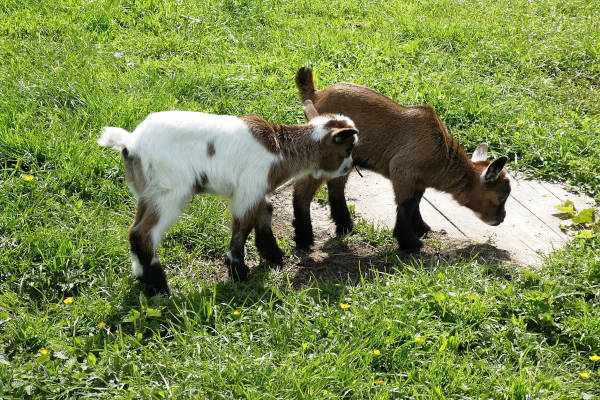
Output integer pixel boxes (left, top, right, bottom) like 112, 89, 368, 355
264, 182, 514, 287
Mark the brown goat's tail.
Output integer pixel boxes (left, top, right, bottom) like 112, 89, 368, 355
295, 67, 316, 101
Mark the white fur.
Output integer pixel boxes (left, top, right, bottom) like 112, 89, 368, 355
131, 253, 143, 277
314, 154, 353, 180
100, 111, 358, 277
97, 127, 133, 151
309, 115, 356, 141
101, 111, 280, 218
471, 143, 488, 163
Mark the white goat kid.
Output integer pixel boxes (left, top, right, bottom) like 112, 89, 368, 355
98, 101, 358, 295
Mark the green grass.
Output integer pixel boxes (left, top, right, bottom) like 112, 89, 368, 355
1, 0, 599, 398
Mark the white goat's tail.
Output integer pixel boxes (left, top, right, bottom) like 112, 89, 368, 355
97, 127, 132, 152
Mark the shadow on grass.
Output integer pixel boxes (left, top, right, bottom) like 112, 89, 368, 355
104, 234, 515, 337
285, 234, 515, 288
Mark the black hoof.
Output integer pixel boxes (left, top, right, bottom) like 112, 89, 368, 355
293, 218, 314, 251
396, 236, 423, 253
335, 219, 355, 236
141, 261, 171, 296
255, 231, 285, 264
225, 254, 249, 282
413, 222, 431, 238
294, 234, 314, 251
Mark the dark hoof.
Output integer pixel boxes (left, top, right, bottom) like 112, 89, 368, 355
413, 223, 431, 238
262, 247, 284, 264
225, 253, 249, 282
294, 234, 314, 251
396, 237, 423, 253
229, 262, 249, 282
141, 261, 171, 296
294, 237, 315, 251
335, 219, 355, 236
293, 219, 314, 251
255, 231, 285, 264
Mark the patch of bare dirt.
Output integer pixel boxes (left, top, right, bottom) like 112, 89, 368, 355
264, 183, 515, 287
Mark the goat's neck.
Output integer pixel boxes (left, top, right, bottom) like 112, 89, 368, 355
268, 125, 320, 188
430, 136, 477, 205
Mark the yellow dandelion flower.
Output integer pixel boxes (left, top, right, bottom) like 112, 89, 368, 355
38, 348, 49, 356
340, 303, 351, 310
233, 311, 241, 317
374, 379, 384, 386
23, 174, 34, 182
590, 355, 600, 362
580, 372, 591, 379
63, 297, 74, 304
373, 349, 381, 356
414, 337, 425, 344
98, 321, 106, 330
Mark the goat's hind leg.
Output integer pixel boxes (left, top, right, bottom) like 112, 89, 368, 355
129, 200, 169, 296
128, 191, 191, 296
226, 218, 253, 282
328, 174, 354, 236
254, 198, 284, 264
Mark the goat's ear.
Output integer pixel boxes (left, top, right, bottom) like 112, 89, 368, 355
481, 156, 508, 183
471, 143, 489, 162
331, 128, 358, 144
303, 100, 319, 120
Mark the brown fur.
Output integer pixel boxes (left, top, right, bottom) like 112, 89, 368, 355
128, 199, 159, 268
237, 113, 357, 189
207, 142, 216, 157
293, 67, 511, 251
239, 114, 281, 154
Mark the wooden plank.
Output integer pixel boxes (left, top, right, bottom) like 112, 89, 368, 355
423, 188, 543, 264
345, 171, 464, 236
340, 170, 596, 266
508, 178, 569, 241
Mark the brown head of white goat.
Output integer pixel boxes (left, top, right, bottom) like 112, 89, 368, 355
98, 102, 358, 295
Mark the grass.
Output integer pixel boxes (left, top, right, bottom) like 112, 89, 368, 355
1, 0, 599, 398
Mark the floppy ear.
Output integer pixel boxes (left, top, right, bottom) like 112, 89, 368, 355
481, 156, 508, 183
303, 100, 319, 120
331, 128, 358, 144
471, 143, 489, 162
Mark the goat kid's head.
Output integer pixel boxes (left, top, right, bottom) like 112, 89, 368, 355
303, 100, 358, 180
467, 143, 511, 226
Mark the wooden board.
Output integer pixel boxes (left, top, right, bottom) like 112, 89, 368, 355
344, 170, 596, 266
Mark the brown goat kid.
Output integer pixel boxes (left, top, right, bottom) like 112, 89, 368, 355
293, 67, 511, 251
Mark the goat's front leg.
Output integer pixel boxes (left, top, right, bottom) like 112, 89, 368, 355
254, 198, 284, 263
292, 176, 324, 251
327, 174, 354, 236
390, 164, 423, 251
393, 194, 424, 251
226, 200, 257, 281
410, 191, 431, 238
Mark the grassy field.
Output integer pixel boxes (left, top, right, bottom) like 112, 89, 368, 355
1, 0, 599, 398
